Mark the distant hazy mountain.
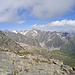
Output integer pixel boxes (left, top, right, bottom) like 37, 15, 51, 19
4, 29, 74, 50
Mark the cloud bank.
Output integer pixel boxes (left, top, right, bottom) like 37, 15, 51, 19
32, 20, 75, 31
0, 0, 75, 23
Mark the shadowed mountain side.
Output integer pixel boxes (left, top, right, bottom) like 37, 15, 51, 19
0, 30, 25, 53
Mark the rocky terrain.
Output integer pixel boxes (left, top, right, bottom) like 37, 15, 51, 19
0, 30, 75, 75
1, 50, 75, 75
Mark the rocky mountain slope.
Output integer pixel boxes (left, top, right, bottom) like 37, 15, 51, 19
3, 29, 75, 58
60, 35, 75, 57
0, 30, 75, 75
4, 29, 75, 56
0, 30, 24, 52
4, 29, 71, 50
4, 29, 75, 61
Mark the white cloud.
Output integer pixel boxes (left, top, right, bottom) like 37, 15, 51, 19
0, 0, 75, 22
18, 20, 25, 24
31, 0, 75, 18
49, 20, 75, 26
31, 20, 75, 30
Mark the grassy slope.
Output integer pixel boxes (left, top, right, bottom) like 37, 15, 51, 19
48, 50, 75, 67
30, 46, 75, 67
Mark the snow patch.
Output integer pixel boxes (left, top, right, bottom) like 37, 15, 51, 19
57, 33, 60, 36
31, 30, 38, 37
40, 42, 45, 47
20, 31, 28, 35
33, 30, 37, 34
12, 30, 18, 34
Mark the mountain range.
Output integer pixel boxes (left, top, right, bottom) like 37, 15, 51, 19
4, 29, 75, 51
3, 29, 75, 65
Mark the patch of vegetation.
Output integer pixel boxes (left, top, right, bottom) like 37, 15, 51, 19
24, 69, 29, 73
33, 58, 51, 64
49, 50, 75, 67
15, 51, 34, 56
39, 68, 43, 70
33, 58, 40, 63
28, 61, 33, 65
40, 60, 49, 63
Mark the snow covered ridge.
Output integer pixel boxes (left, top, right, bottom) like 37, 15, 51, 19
12, 30, 18, 34
12, 29, 38, 35
32, 30, 37, 34
20, 29, 38, 36
20, 31, 29, 35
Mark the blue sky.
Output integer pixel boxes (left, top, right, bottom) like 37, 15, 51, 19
0, 0, 75, 31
